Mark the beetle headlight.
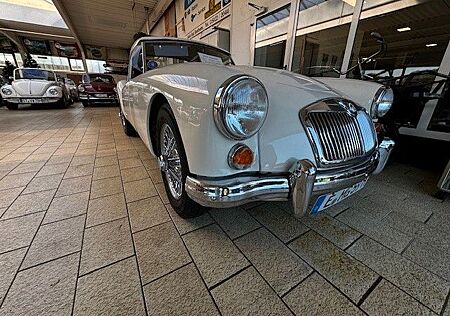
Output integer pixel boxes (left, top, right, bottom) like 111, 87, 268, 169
78, 85, 85, 92
48, 88, 59, 96
214, 76, 268, 140
371, 87, 393, 118
1, 87, 13, 96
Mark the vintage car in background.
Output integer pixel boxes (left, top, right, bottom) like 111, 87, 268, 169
117, 37, 395, 218
78, 73, 118, 106
0, 68, 71, 110
62, 77, 79, 102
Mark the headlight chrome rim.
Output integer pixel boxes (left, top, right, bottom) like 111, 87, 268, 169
214, 75, 269, 140
371, 87, 393, 118
48, 88, 59, 96
1, 87, 13, 96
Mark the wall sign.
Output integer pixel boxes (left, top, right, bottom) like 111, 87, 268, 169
54, 42, 81, 58
183, 0, 232, 39
23, 38, 51, 55
85, 45, 107, 60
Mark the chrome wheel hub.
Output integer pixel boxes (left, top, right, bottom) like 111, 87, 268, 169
159, 124, 182, 200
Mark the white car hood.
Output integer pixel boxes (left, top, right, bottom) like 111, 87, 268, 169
12, 79, 57, 97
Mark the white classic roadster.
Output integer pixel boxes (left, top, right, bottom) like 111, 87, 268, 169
117, 37, 395, 218
1, 68, 70, 110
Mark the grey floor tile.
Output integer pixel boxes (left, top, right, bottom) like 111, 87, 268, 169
86, 193, 127, 227
235, 228, 312, 296
347, 236, 449, 313
300, 213, 361, 249
143, 264, 219, 316
337, 207, 413, 253
183, 224, 249, 288
284, 273, 363, 316
289, 230, 379, 303
93, 164, 120, 180
381, 210, 426, 236
134, 221, 191, 284
70, 155, 95, 166
21, 215, 85, 269
94, 155, 118, 167
46, 154, 73, 165
209, 207, 261, 239
117, 150, 139, 160
124, 178, 157, 203
121, 166, 149, 183
0, 253, 79, 316
166, 204, 214, 235
414, 225, 450, 252
402, 239, 450, 282
128, 196, 170, 233
0, 187, 24, 209
74, 257, 146, 316
0, 247, 27, 304
9, 161, 44, 175
0, 172, 36, 191
248, 203, 309, 243
23, 173, 63, 194
211, 267, 293, 316
147, 168, 163, 184
43, 191, 89, 224
80, 217, 134, 275
119, 157, 143, 169
64, 163, 94, 179
56, 175, 92, 197
361, 279, 435, 316
35, 162, 69, 177
3, 189, 55, 219
90, 176, 123, 199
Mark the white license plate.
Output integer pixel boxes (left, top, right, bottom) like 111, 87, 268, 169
311, 180, 367, 214
21, 98, 42, 104
95, 94, 108, 98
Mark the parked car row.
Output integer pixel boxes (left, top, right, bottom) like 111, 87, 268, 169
0, 69, 119, 109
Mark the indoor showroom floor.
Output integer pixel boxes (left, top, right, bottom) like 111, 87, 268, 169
0, 104, 448, 316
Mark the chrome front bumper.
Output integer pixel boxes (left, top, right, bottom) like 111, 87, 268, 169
4, 97, 60, 104
186, 138, 394, 217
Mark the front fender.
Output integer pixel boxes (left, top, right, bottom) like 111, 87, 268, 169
315, 78, 383, 114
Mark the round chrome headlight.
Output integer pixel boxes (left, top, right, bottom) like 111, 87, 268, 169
371, 87, 394, 118
1, 87, 13, 96
78, 85, 85, 93
48, 88, 59, 96
214, 76, 268, 140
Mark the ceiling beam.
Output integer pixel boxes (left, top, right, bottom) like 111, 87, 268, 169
0, 26, 27, 59
0, 27, 75, 40
140, 0, 173, 34
52, 0, 88, 70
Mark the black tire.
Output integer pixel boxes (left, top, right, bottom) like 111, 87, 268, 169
120, 109, 137, 136
434, 190, 448, 201
81, 100, 89, 107
156, 104, 206, 218
6, 104, 18, 110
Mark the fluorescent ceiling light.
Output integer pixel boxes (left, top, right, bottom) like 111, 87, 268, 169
397, 27, 411, 32
426, 43, 437, 47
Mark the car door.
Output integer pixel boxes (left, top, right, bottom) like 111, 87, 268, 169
122, 44, 144, 125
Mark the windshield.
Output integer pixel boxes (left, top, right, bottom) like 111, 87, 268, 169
144, 41, 233, 71
84, 74, 114, 84
15, 69, 55, 81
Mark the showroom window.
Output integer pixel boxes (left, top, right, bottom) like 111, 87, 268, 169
291, 0, 355, 77
348, 0, 450, 80
254, 4, 291, 69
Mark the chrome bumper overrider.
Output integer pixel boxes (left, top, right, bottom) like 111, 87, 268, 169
185, 138, 395, 217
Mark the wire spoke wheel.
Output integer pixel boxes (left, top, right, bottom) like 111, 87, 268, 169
160, 123, 183, 199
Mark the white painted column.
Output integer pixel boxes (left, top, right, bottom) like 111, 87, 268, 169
285, 0, 300, 71
339, 0, 364, 78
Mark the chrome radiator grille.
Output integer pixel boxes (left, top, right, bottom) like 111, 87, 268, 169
308, 112, 363, 161
301, 99, 377, 167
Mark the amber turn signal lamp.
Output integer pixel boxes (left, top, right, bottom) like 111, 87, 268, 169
228, 144, 254, 170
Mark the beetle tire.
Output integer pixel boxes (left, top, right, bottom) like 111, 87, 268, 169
156, 104, 206, 218
6, 104, 18, 110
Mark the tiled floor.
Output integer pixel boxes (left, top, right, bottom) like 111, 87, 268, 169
0, 104, 449, 315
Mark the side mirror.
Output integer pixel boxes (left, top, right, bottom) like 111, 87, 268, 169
370, 32, 385, 44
